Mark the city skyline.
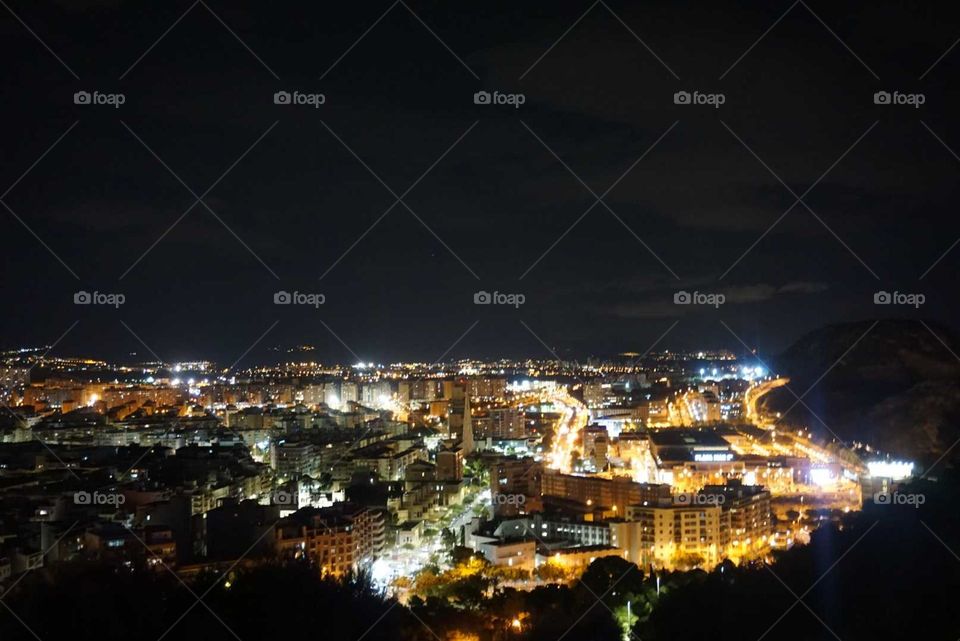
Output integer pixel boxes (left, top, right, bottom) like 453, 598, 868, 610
2, 2, 960, 640
2, 1, 959, 364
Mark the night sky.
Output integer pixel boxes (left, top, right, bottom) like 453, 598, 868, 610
2, 0, 959, 366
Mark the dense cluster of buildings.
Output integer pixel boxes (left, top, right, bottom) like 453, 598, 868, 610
0, 365, 519, 583
475, 449, 774, 572
0, 350, 865, 588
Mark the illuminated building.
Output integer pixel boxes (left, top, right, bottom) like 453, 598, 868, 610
495, 514, 612, 547
446, 381, 474, 454
271, 441, 321, 480
609, 482, 771, 570
274, 503, 386, 577
351, 441, 427, 481
436, 446, 463, 481
397, 379, 440, 403
491, 456, 543, 517
538, 545, 622, 570
479, 539, 536, 570
582, 380, 607, 408
541, 470, 671, 517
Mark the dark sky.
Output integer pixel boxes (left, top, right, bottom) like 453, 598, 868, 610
1, 0, 959, 366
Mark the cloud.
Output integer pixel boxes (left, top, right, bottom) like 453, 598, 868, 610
779, 281, 829, 294
601, 280, 829, 318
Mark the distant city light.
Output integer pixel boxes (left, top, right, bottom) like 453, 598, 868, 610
809, 467, 836, 486
866, 460, 914, 480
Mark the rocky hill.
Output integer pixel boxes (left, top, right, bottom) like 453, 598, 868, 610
764, 319, 960, 469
